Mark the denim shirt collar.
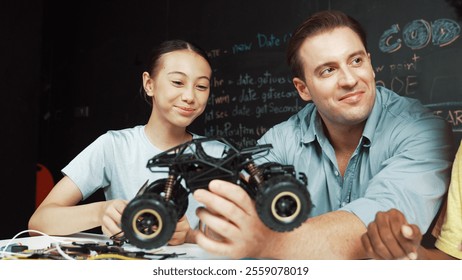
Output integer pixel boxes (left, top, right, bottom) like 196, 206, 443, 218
362, 86, 387, 146
298, 103, 317, 144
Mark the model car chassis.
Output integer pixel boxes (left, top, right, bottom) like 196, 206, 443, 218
121, 137, 312, 249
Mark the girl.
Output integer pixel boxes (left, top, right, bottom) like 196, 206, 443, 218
29, 39, 221, 246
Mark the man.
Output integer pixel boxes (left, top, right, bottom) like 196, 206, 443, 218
191, 10, 454, 259
361, 142, 462, 260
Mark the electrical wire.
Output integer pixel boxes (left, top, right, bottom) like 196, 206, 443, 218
0, 229, 75, 260
87, 253, 143, 260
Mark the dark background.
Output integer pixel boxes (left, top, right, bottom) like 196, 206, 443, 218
1, 0, 461, 240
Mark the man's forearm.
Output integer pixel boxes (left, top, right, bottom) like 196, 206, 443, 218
260, 211, 367, 259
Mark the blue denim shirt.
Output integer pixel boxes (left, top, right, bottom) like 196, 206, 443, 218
257, 86, 454, 232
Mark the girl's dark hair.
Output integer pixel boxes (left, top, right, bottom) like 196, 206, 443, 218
141, 39, 211, 105
286, 10, 368, 80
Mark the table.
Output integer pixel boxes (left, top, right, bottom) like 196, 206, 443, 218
0, 232, 226, 260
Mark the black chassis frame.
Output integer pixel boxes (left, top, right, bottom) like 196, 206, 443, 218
142, 137, 306, 198
121, 137, 311, 249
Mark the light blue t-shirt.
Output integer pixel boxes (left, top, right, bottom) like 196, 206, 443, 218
257, 86, 454, 232
62, 125, 226, 229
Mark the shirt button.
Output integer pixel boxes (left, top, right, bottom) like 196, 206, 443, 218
334, 171, 339, 176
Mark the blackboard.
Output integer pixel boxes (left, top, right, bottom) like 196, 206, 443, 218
169, 0, 462, 148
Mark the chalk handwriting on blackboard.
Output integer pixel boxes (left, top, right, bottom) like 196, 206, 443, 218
375, 18, 460, 99
379, 18, 460, 53
202, 29, 302, 148
428, 103, 462, 132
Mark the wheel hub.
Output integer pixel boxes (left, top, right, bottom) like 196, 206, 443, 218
271, 191, 301, 223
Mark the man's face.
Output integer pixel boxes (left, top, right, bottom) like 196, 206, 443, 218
293, 27, 376, 130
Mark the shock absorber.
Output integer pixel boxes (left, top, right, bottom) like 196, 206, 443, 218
163, 173, 175, 201
247, 161, 264, 187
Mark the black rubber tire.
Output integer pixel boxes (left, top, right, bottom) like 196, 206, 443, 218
140, 179, 189, 220
256, 175, 311, 232
121, 193, 178, 249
